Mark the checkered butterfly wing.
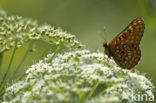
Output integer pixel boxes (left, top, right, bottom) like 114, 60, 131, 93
108, 18, 145, 69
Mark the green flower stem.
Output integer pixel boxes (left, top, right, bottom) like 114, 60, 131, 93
78, 93, 86, 103
84, 80, 99, 103
0, 42, 17, 91
95, 82, 119, 98
37, 43, 51, 62
47, 43, 62, 63
0, 52, 3, 70
11, 41, 33, 80
0, 90, 4, 99
95, 87, 107, 98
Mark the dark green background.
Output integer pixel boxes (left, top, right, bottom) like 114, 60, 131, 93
0, 0, 156, 95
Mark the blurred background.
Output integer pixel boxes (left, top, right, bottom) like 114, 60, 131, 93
0, 0, 156, 95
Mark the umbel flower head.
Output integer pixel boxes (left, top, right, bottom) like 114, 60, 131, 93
2, 50, 154, 103
0, 9, 82, 53
0, 9, 83, 98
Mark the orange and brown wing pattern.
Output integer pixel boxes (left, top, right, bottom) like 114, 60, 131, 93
108, 18, 145, 69
109, 18, 145, 46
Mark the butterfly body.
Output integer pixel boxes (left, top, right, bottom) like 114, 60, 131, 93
103, 18, 145, 69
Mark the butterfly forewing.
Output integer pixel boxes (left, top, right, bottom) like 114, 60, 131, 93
107, 18, 145, 69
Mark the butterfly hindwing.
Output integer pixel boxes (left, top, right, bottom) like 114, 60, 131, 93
111, 43, 141, 69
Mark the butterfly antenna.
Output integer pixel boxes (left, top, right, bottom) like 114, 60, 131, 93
103, 26, 108, 44
98, 26, 107, 44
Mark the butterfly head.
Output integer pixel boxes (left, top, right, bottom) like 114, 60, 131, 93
103, 42, 112, 58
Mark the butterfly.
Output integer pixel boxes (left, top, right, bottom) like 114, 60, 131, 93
103, 18, 145, 69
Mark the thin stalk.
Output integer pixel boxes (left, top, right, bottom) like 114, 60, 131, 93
37, 43, 51, 62
14, 43, 59, 82
0, 89, 4, 98
10, 41, 33, 79
83, 81, 99, 103
94, 87, 107, 98
95, 82, 117, 98
48, 43, 62, 63
0, 43, 17, 91
0, 84, 4, 96
78, 93, 86, 103
0, 52, 3, 70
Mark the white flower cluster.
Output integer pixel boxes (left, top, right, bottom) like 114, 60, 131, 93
0, 9, 82, 53
0, 10, 38, 52
2, 50, 154, 103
